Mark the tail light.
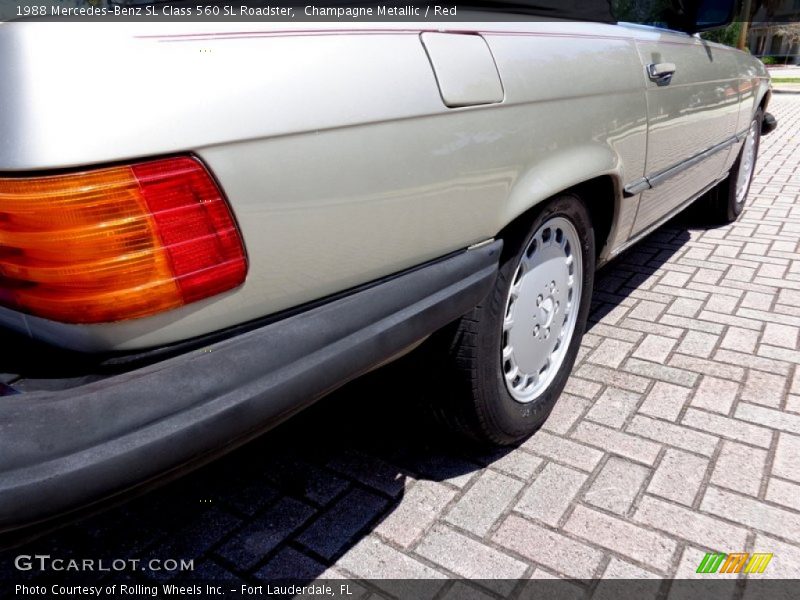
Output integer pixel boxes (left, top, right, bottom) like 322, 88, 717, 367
0, 156, 247, 324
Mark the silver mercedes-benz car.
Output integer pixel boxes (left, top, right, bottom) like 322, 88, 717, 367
0, 0, 776, 535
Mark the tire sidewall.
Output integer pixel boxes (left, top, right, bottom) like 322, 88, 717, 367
473, 194, 595, 443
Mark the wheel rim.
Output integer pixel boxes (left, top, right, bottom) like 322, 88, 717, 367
735, 120, 758, 206
501, 216, 583, 404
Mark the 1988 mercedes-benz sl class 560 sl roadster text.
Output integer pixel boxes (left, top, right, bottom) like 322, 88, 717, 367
0, 0, 777, 536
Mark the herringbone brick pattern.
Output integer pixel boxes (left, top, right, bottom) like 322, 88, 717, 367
2, 95, 798, 590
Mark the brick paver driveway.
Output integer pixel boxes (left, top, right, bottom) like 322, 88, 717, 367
2, 95, 799, 590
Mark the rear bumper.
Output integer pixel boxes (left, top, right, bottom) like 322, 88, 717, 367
0, 241, 501, 535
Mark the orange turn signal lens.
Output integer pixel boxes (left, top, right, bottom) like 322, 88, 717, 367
0, 156, 247, 324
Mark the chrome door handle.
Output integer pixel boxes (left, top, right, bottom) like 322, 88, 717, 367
647, 62, 676, 86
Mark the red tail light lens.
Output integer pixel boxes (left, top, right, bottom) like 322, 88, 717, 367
0, 156, 247, 324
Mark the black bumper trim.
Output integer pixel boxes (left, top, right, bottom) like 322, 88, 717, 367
0, 241, 501, 533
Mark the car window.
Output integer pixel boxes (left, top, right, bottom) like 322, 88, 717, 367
610, 0, 689, 30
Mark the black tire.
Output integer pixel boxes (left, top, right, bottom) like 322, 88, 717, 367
705, 108, 763, 223
428, 194, 595, 445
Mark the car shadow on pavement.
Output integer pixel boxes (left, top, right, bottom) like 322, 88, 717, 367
587, 212, 694, 329
0, 209, 700, 585
0, 352, 501, 583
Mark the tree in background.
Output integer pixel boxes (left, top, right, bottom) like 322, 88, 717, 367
772, 23, 800, 62
738, 0, 786, 50
702, 22, 743, 47
747, 0, 785, 21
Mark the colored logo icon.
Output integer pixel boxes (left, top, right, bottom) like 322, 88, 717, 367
696, 552, 773, 574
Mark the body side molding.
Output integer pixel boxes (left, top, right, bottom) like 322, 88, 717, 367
623, 128, 749, 197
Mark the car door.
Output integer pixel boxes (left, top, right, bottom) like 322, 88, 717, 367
631, 28, 741, 234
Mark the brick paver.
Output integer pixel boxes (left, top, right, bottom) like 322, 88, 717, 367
2, 95, 799, 589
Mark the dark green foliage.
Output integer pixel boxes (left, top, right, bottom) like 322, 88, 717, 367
701, 22, 742, 47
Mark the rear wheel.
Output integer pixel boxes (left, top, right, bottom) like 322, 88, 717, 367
429, 194, 595, 445
705, 109, 763, 223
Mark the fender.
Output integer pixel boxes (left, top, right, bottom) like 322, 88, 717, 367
498, 143, 631, 258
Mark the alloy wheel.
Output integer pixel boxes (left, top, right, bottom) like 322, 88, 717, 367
735, 120, 759, 206
501, 216, 583, 403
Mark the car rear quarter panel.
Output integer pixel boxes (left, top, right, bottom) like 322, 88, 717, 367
0, 22, 648, 351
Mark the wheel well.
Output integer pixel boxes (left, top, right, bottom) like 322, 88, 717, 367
759, 90, 771, 113
573, 177, 616, 259
498, 176, 617, 261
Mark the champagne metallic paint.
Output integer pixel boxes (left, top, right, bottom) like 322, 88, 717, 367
0, 20, 769, 351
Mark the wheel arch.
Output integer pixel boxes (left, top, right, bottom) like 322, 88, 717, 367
495, 147, 623, 265
758, 88, 771, 114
